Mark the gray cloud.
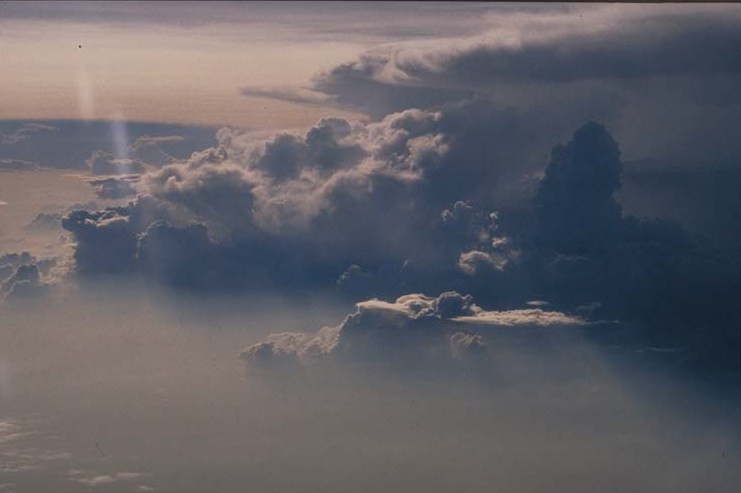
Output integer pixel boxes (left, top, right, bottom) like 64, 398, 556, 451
53, 89, 737, 373
305, 9, 741, 109
25, 212, 63, 232
87, 176, 140, 200
243, 7, 740, 171
0, 260, 55, 303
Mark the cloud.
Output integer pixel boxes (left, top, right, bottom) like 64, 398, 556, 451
241, 291, 589, 372
0, 263, 50, 302
0, 159, 41, 171
56, 110, 738, 371
25, 212, 62, 232
0, 120, 216, 170
302, 8, 741, 114
69, 471, 146, 488
458, 250, 508, 276
241, 86, 335, 108
533, 121, 623, 253
62, 107, 528, 293
129, 135, 184, 166
61, 196, 175, 276
0, 122, 58, 145
453, 308, 587, 327
86, 150, 147, 175
87, 176, 139, 200
240, 6, 740, 171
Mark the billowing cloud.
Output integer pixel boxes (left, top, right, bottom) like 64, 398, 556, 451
0, 261, 53, 302
241, 291, 589, 371
303, 7, 741, 114
243, 6, 740, 171
54, 93, 737, 372
317, 9, 741, 92
533, 121, 623, 253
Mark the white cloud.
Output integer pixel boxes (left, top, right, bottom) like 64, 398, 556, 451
241, 291, 588, 371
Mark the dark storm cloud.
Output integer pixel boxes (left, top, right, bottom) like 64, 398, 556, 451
304, 9, 741, 112
533, 122, 623, 254
242, 6, 741, 173
51, 6, 738, 370
234, 120, 739, 373
396, 15, 741, 85
61, 195, 175, 275
507, 123, 741, 369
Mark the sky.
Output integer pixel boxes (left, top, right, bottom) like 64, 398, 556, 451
1, 2, 740, 493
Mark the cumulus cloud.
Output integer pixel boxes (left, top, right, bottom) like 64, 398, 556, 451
0, 263, 50, 302
61, 106, 546, 295
61, 196, 175, 275
59, 117, 739, 374
51, 73, 736, 372
242, 6, 740, 172
241, 291, 589, 372
534, 121, 623, 253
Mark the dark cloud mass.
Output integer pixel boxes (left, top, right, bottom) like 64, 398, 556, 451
1, 6, 740, 492
58, 114, 739, 370
244, 7, 741, 171
20, 4, 731, 374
